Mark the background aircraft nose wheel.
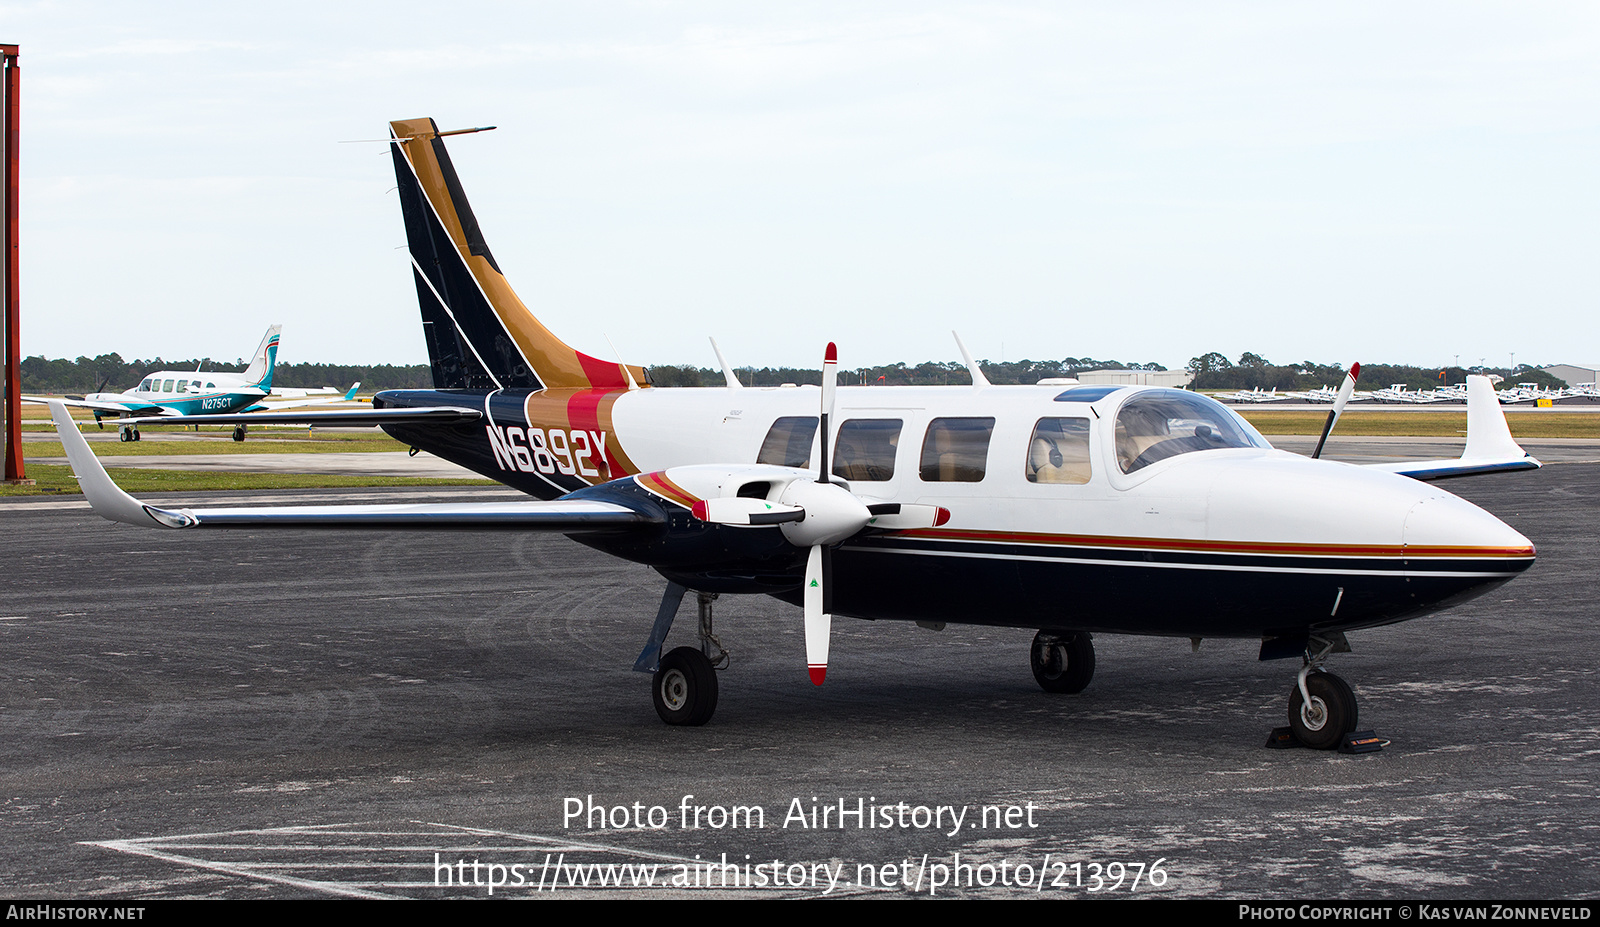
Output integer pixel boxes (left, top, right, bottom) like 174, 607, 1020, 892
652, 646, 718, 726
1029, 630, 1095, 694
1287, 671, 1358, 750
232, 424, 247, 442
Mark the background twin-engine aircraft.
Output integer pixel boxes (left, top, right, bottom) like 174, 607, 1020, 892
48, 118, 1542, 747
27, 326, 358, 441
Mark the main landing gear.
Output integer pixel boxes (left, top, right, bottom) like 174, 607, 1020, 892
117, 424, 140, 442
1030, 630, 1095, 694
232, 424, 248, 442
1286, 636, 1359, 750
637, 583, 727, 726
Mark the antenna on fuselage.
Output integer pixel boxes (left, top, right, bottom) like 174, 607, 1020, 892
952, 331, 990, 388
709, 338, 742, 388
603, 334, 640, 390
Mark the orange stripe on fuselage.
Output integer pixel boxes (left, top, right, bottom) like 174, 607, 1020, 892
895, 528, 1535, 560
518, 388, 640, 485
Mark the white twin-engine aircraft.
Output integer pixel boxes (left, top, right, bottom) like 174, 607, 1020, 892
48, 118, 1542, 746
27, 325, 360, 442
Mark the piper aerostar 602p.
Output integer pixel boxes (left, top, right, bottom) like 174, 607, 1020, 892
48, 118, 1542, 746
26, 325, 360, 442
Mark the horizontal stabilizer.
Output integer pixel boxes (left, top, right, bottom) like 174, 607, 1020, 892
1366, 375, 1541, 481
118, 407, 482, 427
47, 400, 651, 531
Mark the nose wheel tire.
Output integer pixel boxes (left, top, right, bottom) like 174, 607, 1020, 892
653, 646, 718, 726
1287, 671, 1358, 750
232, 424, 247, 442
1030, 631, 1095, 694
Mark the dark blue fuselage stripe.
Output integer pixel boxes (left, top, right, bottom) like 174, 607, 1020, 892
844, 536, 1531, 577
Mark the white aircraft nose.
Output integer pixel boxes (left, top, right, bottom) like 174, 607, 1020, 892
1402, 493, 1534, 555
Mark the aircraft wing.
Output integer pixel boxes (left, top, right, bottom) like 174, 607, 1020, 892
1363, 376, 1541, 481
21, 395, 171, 417
46, 401, 652, 531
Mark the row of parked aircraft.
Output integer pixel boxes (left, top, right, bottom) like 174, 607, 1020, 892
1216, 382, 1593, 405
45, 117, 1545, 749
25, 326, 359, 441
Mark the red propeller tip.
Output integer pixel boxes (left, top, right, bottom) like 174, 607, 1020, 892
934, 507, 951, 527
1350, 362, 1360, 381
824, 343, 837, 363
691, 500, 708, 521
808, 665, 828, 686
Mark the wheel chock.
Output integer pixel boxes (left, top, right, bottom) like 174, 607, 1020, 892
1338, 730, 1386, 754
1265, 726, 1387, 753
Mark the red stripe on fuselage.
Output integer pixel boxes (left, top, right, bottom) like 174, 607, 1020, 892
565, 387, 627, 480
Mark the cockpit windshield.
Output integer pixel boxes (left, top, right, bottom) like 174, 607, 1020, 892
1114, 390, 1269, 474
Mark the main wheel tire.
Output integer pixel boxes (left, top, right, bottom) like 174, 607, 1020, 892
118, 427, 130, 443
1288, 671, 1358, 750
1030, 631, 1095, 694
653, 646, 718, 726
232, 424, 247, 442
131, 427, 140, 442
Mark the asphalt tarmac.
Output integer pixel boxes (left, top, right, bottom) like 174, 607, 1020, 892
0, 465, 1595, 899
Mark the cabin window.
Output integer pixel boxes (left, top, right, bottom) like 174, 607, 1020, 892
1027, 418, 1092, 484
920, 417, 995, 482
206, 382, 215, 389
1114, 390, 1267, 474
162, 379, 175, 393
756, 416, 818, 468
833, 419, 902, 482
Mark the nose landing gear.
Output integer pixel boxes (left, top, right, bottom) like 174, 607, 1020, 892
1285, 635, 1360, 750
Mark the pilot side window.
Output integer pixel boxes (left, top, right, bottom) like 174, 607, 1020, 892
140, 379, 153, 392
833, 419, 902, 482
1027, 418, 1092, 485
756, 416, 818, 468
919, 417, 995, 482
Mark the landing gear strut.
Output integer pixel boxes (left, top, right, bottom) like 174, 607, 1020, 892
1030, 630, 1094, 694
637, 583, 726, 726
1286, 636, 1359, 750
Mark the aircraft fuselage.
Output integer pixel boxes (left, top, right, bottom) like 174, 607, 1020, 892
373, 383, 1535, 640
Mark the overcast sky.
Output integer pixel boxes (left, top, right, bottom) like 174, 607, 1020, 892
5, 1, 1597, 372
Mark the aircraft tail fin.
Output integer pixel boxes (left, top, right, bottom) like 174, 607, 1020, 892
388, 118, 648, 392
241, 325, 282, 391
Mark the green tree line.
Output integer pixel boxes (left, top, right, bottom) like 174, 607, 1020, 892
1184, 352, 1566, 391
20, 351, 1564, 393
